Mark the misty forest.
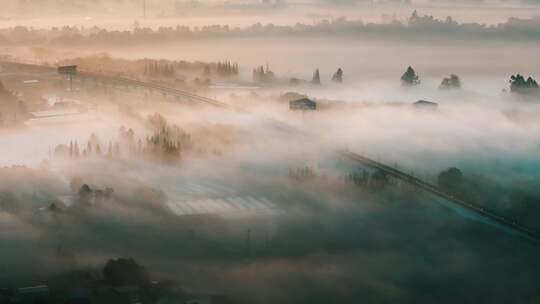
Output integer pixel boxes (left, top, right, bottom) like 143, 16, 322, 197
0, 0, 540, 303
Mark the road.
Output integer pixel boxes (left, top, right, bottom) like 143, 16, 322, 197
340, 150, 540, 242
0, 60, 229, 107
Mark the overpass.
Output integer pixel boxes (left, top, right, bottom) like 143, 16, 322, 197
340, 150, 540, 242
0, 60, 229, 108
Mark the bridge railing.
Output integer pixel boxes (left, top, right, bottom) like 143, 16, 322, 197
339, 150, 540, 242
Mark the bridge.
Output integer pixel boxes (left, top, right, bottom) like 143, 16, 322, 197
340, 150, 540, 242
0, 60, 230, 108
2, 59, 539, 243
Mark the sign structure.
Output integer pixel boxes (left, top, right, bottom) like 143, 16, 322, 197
57, 65, 78, 75
57, 65, 78, 91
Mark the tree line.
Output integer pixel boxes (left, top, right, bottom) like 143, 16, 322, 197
401, 65, 538, 96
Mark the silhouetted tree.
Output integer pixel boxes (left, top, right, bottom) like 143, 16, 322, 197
438, 167, 464, 193
77, 184, 93, 205
332, 68, 343, 83
103, 257, 150, 287
252, 64, 275, 83
312, 68, 321, 85
216, 61, 239, 77
401, 66, 420, 86
440, 74, 461, 90
510, 74, 539, 95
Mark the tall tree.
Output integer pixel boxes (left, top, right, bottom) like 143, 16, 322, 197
332, 68, 343, 83
312, 68, 321, 85
401, 66, 420, 86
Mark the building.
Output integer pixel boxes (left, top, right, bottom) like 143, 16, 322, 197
289, 98, 317, 111
413, 100, 438, 110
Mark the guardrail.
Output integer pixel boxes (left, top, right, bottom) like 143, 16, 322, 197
0, 59, 229, 107
340, 150, 540, 242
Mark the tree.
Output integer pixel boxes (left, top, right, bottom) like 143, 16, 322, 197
332, 68, 343, 83
440, 74, 461, 90
77, 184, 93, 205
252, 64, 275, 83
103, 258, 150, 287
312, 68, 321, 85
437, 167, 463, 193
509, 74, 539, 95
401, 66, 420, 86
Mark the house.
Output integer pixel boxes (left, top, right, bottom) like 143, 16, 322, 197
413, 100, 438, 110
289, 98, 317, 111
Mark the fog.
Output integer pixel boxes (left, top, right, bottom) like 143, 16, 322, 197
0, 2, 540, 304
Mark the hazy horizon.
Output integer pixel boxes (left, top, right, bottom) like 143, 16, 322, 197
0, 1, 539, 303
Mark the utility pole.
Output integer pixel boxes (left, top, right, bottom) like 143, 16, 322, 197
69, 73, 73, 92
143, 0, 147, 18
58, 65, 78, 93
246, 229, 252, 261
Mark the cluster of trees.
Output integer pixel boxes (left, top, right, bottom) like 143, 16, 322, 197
214, 61, 239, 77
436, 166, 540, 229
288, 166, 318, 181
143, 113, 192, 162
252, 65, 275, 83
76, 183, 114, 206
145, 126, 191, 162
54, 116, 192, 164
103, 257, 150, 287
509, 74, 539, 95
54, 133, 120, 159
440, 74, 461, 90
55, 54, 210, 82
286, 68, 343, 86
310, 68, 343, 85
0, 80, 29, 126
401, 66, 462, 90
401, 66, 540, 97
144, 60, 176, 78
345, 169, 390, 190
3, 13, 540, 46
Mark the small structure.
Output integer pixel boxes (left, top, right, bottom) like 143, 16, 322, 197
22, 79, 40, 86
413, 100, 438, 110
58, 65, 78, 91
289, 98, 317, 111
